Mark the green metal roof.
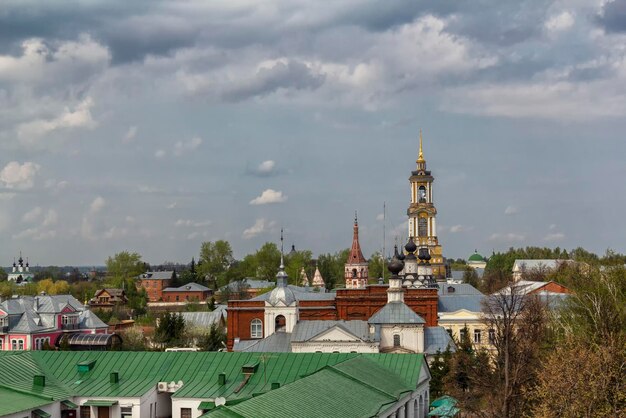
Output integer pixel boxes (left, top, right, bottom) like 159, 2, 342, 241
0, 387, 54, 416
0, 351, 425, 413
468, 252, 485, 262
82, 400, 119, 406
202, 356, 416, 418
32, 409, 51, 418
61, 399, 78, 408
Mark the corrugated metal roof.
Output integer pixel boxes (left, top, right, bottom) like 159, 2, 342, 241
249, 285, 335, 302
0, 387, 54, 416
233, 332, 292, 352
202, 356, 420, 418
438, 295, 484, 313
163, 282, 211, 292
424, 326, 456, 354
291, 320, 375, 342
369, 302, 426, 324
139, 271, 174, 280
180, 309, 226, 329
437, 283, 483, 296
0, 351, 424, 410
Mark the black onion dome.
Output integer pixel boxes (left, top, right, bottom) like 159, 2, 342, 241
417, 247, 428, 261
397, 251, 406, 261
405, 237, 417, 254
388, 245, 405, 275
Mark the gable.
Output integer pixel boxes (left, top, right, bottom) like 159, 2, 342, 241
0, 308, 6, 317
310, 325, 363, 342
61, 304, 76, 314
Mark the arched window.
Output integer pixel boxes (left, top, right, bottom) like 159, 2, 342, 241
418, 217, 428, 237
418, 186, 427, 203
393, 334, 401, 347
275, 315, 286, 332
250, 319, 262, 339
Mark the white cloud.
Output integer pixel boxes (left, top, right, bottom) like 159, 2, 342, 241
174, 219, 212, 227
488, 232, 526, 242
544, 232, 565, 241
545, 11, 575, 33
90, 196, 106, 213
173, 136, 202, 156
504, 205, 518, 215
104, 226, 128, 239
12, 227, 57, 241
249, 189, 287, 205
42, 209, 58, 227
0, 161, 41, 190
166, 202, 178, 210
22, 207, 43, 223
123, 126, 138, 143
17, 97, 97, 142
258, 160, 276, 174
376, 213, 385, 221
155, 149, 166, 159
243, 218, 276, 239
449, 224, 472, 233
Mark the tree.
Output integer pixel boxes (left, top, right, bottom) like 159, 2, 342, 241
430, 347, 452, 398
462, 266, 480, 289
285, 249, 313, 285
198, 323, 227, 351
120, 327, 148, 351
0, 268, 7, 282
197, 241, 234, 289
253, 242, 281, 282
106, 251, 145, 287
368, 251, 386, 282
155, 312, 186, 348
317, 248, 349, 289
479, 285, 549, 417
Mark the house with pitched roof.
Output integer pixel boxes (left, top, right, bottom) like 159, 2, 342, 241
0, 294, 112, 351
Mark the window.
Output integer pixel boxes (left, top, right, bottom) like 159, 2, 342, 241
250, 319, 263, 339
80, 406, 90, 418
121, 407, 132, 418
418, 185, 427, 202
459, 328, 467, 341
474, 329, 482, 344
0, 317, 7, 327
418, 217, 428, 237
11, 340, 17, 350
181, 408, 192, 418
489, 329, 496, 344
18, 340, 23, 350
0, 339, 3, 350
393, 334, 401, 347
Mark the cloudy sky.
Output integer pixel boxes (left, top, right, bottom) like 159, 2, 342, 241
1, 0, 625, 266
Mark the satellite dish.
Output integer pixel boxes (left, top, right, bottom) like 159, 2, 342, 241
215, 397, 226, 406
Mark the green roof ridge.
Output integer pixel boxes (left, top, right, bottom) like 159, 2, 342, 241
0, 383, 55, 401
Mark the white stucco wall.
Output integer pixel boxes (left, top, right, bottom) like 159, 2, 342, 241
379, 325, 424, 353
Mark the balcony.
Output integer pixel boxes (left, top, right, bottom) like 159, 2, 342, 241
61, 323, 79, 330
0, 325, 8, 333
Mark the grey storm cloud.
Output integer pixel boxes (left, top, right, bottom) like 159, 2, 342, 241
0, 0, 624, 265
596, 0, 626, 32
221, 60, 326, 102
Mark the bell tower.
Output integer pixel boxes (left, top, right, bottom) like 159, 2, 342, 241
345, 212, 369, 289
407, 130, 445, 279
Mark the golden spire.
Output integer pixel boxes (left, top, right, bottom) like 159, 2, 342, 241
416, 129, 425, 163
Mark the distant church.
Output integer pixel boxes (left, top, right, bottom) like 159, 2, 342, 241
8, 253, 35, 284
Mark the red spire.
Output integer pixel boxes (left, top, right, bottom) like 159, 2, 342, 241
349, 213, 367, 264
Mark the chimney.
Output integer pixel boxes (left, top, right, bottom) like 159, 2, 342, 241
33, 375, 45, 387
218, 373, 226, 386
271, 382, 280, 390
110, 371, 119, 384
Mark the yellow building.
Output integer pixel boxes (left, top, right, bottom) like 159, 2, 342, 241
407, 131, 446, 279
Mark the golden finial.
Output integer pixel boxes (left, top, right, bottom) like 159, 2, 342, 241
416, 129, 425, 163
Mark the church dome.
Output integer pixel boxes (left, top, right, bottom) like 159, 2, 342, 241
468, 251, 485, 262
268, 285, 296, 306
